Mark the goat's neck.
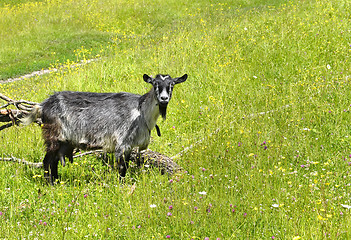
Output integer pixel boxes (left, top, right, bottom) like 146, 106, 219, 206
140, 88, 160, 131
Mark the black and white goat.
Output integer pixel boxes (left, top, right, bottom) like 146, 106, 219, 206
22, 74, 188, 183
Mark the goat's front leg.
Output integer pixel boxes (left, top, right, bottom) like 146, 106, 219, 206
115, 147, 131, 179
136, 145, 148, 167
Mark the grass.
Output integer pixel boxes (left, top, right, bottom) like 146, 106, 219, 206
0, 0, 113, 80
1, 0, 351, 239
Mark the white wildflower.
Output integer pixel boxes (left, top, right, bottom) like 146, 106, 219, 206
341, 204, 351, 209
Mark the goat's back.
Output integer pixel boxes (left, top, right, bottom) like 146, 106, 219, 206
41, 91, 142, 150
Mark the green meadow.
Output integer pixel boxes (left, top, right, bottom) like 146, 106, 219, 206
1, 0, 351, 239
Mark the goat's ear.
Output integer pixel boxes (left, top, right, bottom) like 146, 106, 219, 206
143, 74, 153, 84
173, 74, 188, 85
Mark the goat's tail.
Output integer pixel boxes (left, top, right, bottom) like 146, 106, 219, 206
20, 105, 42, 126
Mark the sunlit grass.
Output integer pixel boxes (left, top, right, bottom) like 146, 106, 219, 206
1, 0, 351, 239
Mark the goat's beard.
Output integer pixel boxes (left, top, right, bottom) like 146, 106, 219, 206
159, 104, 168, 120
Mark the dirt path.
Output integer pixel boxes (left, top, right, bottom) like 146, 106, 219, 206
0, 58, 100, 84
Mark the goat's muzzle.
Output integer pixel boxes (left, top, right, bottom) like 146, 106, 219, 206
159, 101, 169, 107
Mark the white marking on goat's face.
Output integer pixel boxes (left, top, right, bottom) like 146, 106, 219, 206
159, 87, 170, 103
159, 75, 170, 81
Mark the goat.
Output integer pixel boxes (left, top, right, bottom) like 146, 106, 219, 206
22, 73, 188, 184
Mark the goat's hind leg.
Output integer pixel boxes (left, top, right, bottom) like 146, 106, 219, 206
50, 155, 60, 184
43, 151, 59, 185
58, 142, 75, 167
43, 152, 52, 183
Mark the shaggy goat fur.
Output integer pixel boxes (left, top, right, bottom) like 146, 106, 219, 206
22, 74, 188, 183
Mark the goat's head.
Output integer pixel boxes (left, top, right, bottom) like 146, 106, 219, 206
143, 73, 188, 119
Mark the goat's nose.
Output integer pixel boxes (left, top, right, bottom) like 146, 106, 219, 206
161, 96, 168, 101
